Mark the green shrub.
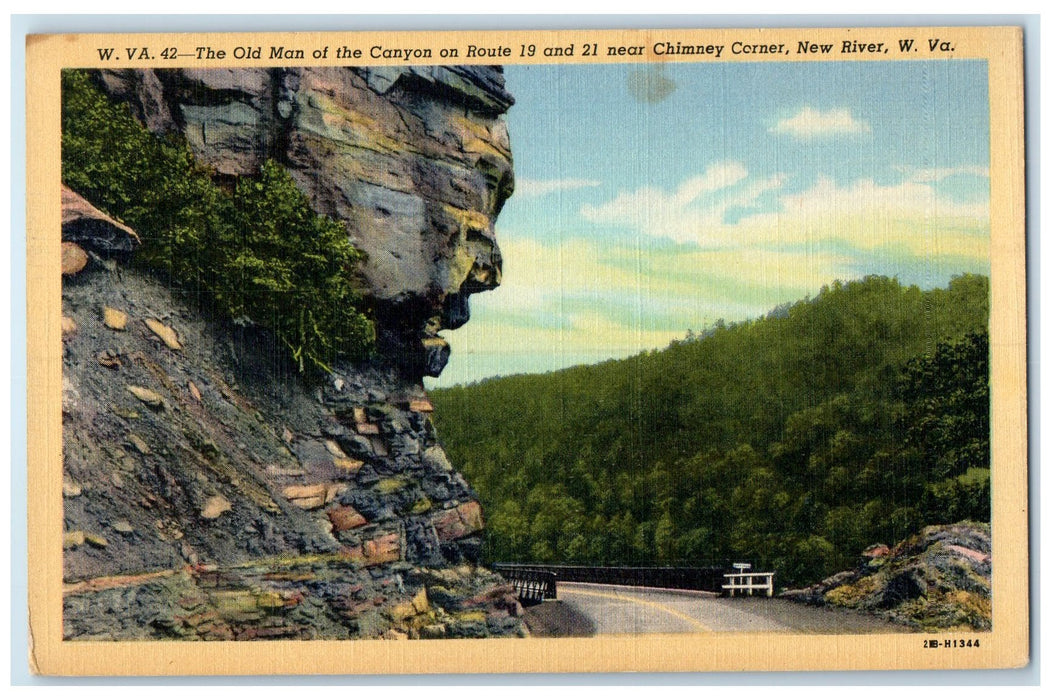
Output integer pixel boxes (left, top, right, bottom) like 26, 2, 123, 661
61, 69, 374, 372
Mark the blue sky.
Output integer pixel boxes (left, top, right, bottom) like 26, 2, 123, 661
427, 59, 991, 388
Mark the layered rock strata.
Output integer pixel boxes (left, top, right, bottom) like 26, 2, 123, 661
61, 66, 524, 640
96, 66, 513, 378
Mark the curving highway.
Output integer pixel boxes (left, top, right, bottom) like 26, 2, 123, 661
555, 582, 910, 635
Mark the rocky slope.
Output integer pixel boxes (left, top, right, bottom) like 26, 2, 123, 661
61, 66, 525, 640
782, 522, 992, 631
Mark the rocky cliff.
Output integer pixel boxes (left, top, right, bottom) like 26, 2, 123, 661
61, 66, 524, 640
96, 66, 512, 377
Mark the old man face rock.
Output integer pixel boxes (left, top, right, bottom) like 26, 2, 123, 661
97, 66, 514, 378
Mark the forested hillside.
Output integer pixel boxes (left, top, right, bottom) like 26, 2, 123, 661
431, 275, 990, 587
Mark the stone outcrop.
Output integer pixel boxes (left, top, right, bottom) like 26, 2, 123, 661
61, 67, 524, 640
95, 66, 513, 378
61, 186, 141, 277
782, 522, 991, 631
62, 185, 141, 259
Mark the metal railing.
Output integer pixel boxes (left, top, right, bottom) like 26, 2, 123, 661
492, 564, 558, 605
493, 563, 727, 594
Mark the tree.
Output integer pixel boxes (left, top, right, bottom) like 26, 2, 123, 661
899, 332, 990, 522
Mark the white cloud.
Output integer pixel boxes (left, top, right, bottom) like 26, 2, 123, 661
770, 106, 872, 139
669, 162, 750, 206
514, 177, 602, 198
777, 176, 988, 219
724, 173, 788, 209
758, 176, 989, 260
576, 164, 990, 256
580, 160, 751, 235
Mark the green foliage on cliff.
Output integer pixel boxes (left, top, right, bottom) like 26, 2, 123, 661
60, 69, 374, 373
431, 275, 991, 587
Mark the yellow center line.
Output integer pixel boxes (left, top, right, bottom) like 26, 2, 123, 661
561, 586, 712, 632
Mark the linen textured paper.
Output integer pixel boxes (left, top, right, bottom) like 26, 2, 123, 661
26, 25, 1027, 675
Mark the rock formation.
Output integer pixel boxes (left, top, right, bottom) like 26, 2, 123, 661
61, 67, 524, 640
782, 522, 992, 631
96, 66, 513, 378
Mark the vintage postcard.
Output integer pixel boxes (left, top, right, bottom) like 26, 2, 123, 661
25, 25, 1027, 675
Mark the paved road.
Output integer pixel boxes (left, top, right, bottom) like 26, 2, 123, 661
556, 582, 910, 635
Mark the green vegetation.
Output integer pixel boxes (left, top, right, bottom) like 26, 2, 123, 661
61, 70, 374, 372
431, 275, 990, 587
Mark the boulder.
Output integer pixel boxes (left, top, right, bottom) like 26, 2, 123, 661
103, 307, 128, 330
326, 505, 367, 533
61, 316, 77, 337
432, 501, 484, 542
200, 495, 232, 520
61, 242, 88, 275
144, 318, 182, 350
126, 385, 163, 408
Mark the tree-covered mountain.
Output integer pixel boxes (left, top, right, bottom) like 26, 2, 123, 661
430, 275, 990, 587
